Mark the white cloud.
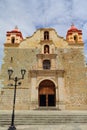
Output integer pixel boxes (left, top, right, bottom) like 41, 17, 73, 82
0, 0, 87, 63
72, 0, 87, 20
0, 0, 86, 39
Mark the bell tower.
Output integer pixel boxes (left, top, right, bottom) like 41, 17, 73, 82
37, 29, 57, 70
66, 24, 84, 45
4, 26, 23, 47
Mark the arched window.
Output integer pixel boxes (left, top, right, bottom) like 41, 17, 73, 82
44, 31, 49, 40
74, 35, 78, 43
11, 37, 15, 44
44, 45, 49, 54
43, 60, 51, 69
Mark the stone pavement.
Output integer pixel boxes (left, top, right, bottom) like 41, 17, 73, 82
1, 110, 87, 130
1, 124, 87, 130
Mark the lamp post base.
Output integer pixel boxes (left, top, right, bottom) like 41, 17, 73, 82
8, 126, 16, 130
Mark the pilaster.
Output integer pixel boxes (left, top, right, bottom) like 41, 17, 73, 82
58, 72, 66, 110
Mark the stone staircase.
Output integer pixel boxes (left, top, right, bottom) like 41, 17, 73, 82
0, 110, 87, 126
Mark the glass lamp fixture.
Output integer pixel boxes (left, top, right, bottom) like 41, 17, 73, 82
8, 69, 13, 79
21, 69, 26, 79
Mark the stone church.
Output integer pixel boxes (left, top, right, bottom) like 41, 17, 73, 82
0, 25, 87, 110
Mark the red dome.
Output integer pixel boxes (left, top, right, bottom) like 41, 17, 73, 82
66, 24, 82, 38
68, 24, 78, 32
11, 26, 20, 33
6, 26, 23, 39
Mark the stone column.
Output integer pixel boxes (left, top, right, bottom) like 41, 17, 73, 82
38, 58, 42, 69
58, 72, 66, 110
56, 87, 59, 108
51, 59, 56, 69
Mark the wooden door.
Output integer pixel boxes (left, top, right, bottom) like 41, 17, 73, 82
39, 80, 56, 107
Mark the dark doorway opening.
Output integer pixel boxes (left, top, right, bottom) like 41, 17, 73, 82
39, 95, 46, 106
39, 80, 56, 107
48, 94, 55, 106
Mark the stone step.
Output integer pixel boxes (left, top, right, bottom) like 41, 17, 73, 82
1, 111, 87, 126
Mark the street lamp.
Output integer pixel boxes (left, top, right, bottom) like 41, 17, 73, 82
8, 69, 26, 130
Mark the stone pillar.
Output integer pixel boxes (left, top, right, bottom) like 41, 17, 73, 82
51, 59, 55, 69
38, 58, 42, 69
58, 72, 66, 110
30, 77, 38, 109
56, 87, 59, 108
42, 45, 44, 54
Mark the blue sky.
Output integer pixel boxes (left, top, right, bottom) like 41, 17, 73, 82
0, 0, 87, 67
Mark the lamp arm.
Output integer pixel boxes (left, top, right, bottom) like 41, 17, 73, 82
9, 77, 15, 81
15, 77, 23, 81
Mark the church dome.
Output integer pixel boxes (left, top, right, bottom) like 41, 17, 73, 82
6, 26, 23, 40
66, 24, 83, 45
68, 24, 78, 32
10, 26, 20, 33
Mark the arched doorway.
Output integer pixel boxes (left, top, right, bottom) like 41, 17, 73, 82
39, 80, 56, 107
74, 35, 78, 43
11, 37, 15, 44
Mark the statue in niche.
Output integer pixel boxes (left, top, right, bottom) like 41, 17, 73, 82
44, 45, 49, 54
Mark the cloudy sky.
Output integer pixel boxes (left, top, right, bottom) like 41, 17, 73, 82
0, 0, 87, 67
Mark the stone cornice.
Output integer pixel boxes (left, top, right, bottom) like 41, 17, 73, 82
29, 69, 65, 77
4, 43, 19, 47
39, 40, 53, 44
68, 43, 84, 46
36, 54, 57, 59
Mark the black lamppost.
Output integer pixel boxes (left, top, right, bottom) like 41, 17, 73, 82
8, 69, 26, 130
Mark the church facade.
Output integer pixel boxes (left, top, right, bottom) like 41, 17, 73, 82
0, 25, 87, 110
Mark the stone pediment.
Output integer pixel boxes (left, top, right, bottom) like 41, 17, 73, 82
19, 28, 69, 49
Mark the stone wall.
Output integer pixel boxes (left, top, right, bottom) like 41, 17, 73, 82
0, 46, 87, 110
0, 47, 38, 110
59, 48, 87, 110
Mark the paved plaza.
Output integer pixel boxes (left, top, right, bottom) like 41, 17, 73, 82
0, 110, 87, 130
1, 124, 87, 130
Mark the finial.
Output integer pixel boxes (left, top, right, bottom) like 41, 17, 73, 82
14, 25, 19, 31
15, 25, 18, 29
71, 23, 74, 27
